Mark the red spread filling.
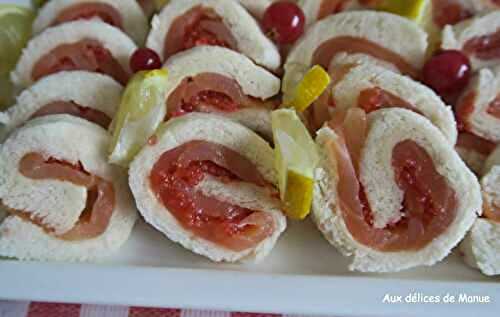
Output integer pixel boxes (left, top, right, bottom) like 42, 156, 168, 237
32, 39, 129, 85
164, 6, 237, 60
150, 140, 276, 251
166, 73, 272, 118
30, 101, 111, 129
464, 28, 500, 61
312, 36, 420, 79
13, 153, 115, 241
357, 87, 418, 113
326, 109, 458, 251
432, 0, 472, 28
53, 2, 123, 30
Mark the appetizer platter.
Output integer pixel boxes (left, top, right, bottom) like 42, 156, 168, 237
0, 0, 499, 316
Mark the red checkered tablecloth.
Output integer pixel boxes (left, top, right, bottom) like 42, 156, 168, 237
0, 301, 319, 317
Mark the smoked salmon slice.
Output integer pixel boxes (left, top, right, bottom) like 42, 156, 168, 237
167, 73, 274, 118
30, 101, 111, 129
32, 39, 130, 85
325, 109, 458, 251
18, 153, 115, 241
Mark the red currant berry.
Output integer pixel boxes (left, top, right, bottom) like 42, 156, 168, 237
130, 48, 162, 73
422, 50, 471, 96
262, 1, 305, 45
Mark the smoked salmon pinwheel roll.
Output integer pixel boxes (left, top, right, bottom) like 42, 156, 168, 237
146, 0, 281, 71
0, 115, 137, 261
442, 11, 500, 71
1, 71, 122, 140
129, 113, 286, 262
454, 66, 500, 174
283, 11, 428, 104
460, 146, 500, 275
306, 62, 457, 138
32, 0, 149, 44
313, 108, 481, 272
11, 20, 136, 88
162, 46, 280, 139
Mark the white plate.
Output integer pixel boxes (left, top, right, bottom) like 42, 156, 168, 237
0, 0, 499, 316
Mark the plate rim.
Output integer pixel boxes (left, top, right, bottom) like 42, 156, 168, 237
1, 260, 499, 316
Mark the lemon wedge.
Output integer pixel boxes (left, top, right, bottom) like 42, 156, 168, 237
272, 109, 319, 220
288, 65, 331, 113
376, 0, 430, 22
0, 5, 35, 109
108, 69, 168, 166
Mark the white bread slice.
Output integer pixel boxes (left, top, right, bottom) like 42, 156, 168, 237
32, 0, 149, 44
481, 166, 500, 218
442, 11, 500, 70
457, 66, 500, 142
283, 11, 428, 103
0, 71, 122, 142
0, 115, 137, 262
460, 218, 500, 276
313, 108, 481, 272
146, 0, 281, 71
11, 20, 137, 88
129, 113, 286, 263
329, 63, 457, 144
163, 46, 281, 138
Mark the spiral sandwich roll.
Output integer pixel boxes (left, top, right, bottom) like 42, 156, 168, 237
1, 71, 122, 141
129, 113, 286, 262
32, 0, 149, 44
0, 115, 137, 261
146, 0, 281, 71
12, 20, 136, 88
313, 108, 481, 272
161, 46, 281, 139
